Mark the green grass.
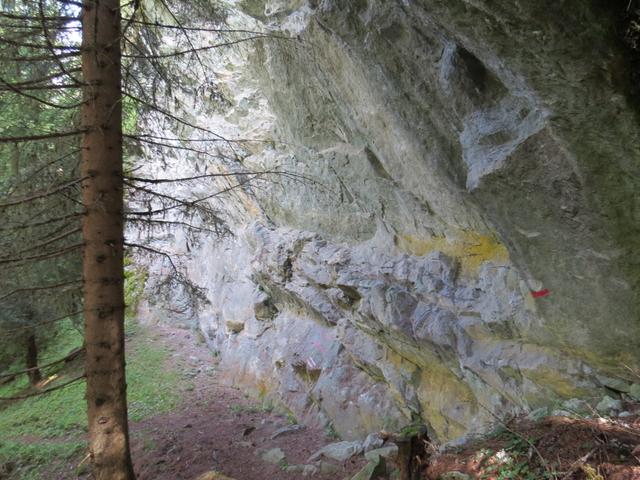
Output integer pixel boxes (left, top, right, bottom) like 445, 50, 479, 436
228, 398, 276, 416
0, 319, 85, 438
127, 340, 180, 421
0, 376, 87, 438
0, 316, 181, 479
0, 441, 85, 480
477, 432, 559, 480
324, 422, 341, 440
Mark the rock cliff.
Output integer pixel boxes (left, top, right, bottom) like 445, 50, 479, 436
135, 0, 640, 442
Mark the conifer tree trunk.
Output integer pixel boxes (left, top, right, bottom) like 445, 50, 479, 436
81, 1, 135, 478
25, 333, 41, 386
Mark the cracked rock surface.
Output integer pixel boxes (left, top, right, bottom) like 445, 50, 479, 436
136, 0, 640, 442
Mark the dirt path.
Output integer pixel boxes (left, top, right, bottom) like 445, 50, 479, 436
128, 324, 364, 480
130, 324, 640, 480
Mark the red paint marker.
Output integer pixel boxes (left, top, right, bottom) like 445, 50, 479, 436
531, 288, 550, 298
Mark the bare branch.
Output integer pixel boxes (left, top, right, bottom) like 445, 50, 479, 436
124, 135, 228, 160
0, 20, 77, 30
0, 279, 83, 303
125, 174, 261, 217
0, 130, 85, 144
123, 92, 231, 143
0, 177, 86, 207
0, 348, 85, 380
0, 12, 79, 22
125, 218, 220, 234
125, 169, 313, 184
0, 82, 81, 91
122, 35, 272, 59
4, 67, 82, 88
0, 212, 82, 231
0, 243, 83, 265
156, 0, 206, 77
126, 20, 269, 34
125, 171, 275, 184
0, 51, 81, 62
128, 134, 226, 143
0, 75, 84, 109
0, 36, 80, 51
4, 227, 81, 257
0, 374, 85, 401
38, 0, 83, 86
1, 310, 84, 334
125, 242, 178, 273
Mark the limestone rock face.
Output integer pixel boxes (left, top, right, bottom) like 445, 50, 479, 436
137, 0, 640, 442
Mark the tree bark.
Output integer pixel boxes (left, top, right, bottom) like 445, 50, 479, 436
25, 333, 41, 386
391, 427, 430, 480
81, 1, 135, 479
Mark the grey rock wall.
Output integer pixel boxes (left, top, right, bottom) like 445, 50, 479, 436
137, 0, 640, 442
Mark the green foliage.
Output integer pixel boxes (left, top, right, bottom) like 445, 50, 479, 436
284, 409, 298, 425
0, 321, 181, 479
0, 320, 86, 479
0, 0, 83, 365
228, 399, 275, 416
122, 96, 140, 136
0, 441, 85, 480
0, 317, 83, 403
397, 422, 428, 439
478, 432, 557, 480
229, 403, 256, 414
124, 258, 148, 317
324, 422, 341, 440
0, 319, 180, 437
0, 379, 86, 438
126, 340, 180, 421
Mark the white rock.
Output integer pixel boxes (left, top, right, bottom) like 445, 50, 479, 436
308, 441, 363, 462
596, 396, 622, 414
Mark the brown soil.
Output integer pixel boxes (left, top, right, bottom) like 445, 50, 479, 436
146, 325, 640, 480
126, 324, 365, 480
425, 413, 640, 480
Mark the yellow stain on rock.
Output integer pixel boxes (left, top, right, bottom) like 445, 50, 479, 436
239, 194, 262, 218
385, 348, 418, 375
415, 366, 476, 441
385, 347, 476, 441
523, 365, 592, 400
395, 231, 509, 274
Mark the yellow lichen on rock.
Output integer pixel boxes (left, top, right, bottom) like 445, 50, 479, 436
385, 347, 477, 441
522, 362, 592, 400
385, 348, 418, 375
395, 231, 509, 274
415, 366, 477, 441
